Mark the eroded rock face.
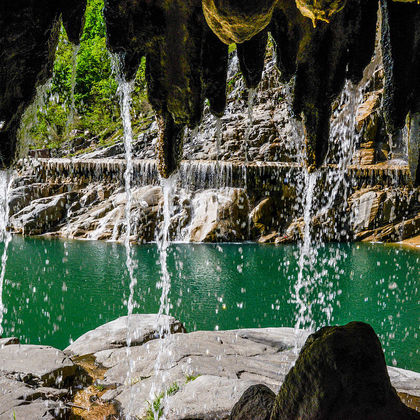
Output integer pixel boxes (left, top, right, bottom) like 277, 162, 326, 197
3, 1, 419, 179
202, 0, 278, 44
0, 0, 86, 168
270, 322, 420, 420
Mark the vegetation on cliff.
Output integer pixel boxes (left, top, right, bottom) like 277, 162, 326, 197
25, 0, 152, 152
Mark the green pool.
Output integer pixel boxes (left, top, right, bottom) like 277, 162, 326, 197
1, 236, 419, 371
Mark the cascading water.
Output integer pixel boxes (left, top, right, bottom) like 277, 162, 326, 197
291, 79, 362, 334
113, 56, 139, 415
150, 174, 178, 418
243, 88, 256, 189
0, 171, 13, 336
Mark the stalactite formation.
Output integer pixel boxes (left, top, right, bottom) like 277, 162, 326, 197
0, 0, 419, 180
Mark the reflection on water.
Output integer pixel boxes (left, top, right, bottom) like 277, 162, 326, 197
1, 236, 419, 371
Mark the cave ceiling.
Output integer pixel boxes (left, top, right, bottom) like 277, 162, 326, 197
0, 0, 419, 183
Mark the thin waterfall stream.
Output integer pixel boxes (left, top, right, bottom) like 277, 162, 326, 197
0, 170, 13, 336
292, 79, 363, 335
114, 60, 139, 415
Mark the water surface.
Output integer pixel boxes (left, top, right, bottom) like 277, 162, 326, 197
1, 236, 419, 371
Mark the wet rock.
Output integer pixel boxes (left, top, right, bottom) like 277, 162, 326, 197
166, 375, 257, 420
350, 188, 384, 232
0, 345, 76, 387
230, 384, 275, 420
10, 192, 75, 235
270, 322, 420, 420
64, 314, 186, 357
95, 327, 308, 419
0, 376, 68, 420
189, 188, 249, 242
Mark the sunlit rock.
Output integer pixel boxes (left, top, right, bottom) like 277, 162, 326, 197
295, 0, 347, 27
64, 314, 185, 357
202, 0, 278, 44
188, 188, 249, 242
0, 344, 76, 387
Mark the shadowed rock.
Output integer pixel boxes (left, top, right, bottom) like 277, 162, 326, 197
380, 0, 420, 185
0, 0, 86, 169
270, 322, 420, 420
272, 0, 378, 171
230, 384, 276, 420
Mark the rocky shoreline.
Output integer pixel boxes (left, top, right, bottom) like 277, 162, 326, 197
6, 157, 419, 247
6, 51, 419, 247
1, 315, 419, 419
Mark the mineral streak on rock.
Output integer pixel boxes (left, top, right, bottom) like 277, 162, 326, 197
270, 322, 420, 420
202, 0, 278, 45
0, 0, 86, 169
295, 0, 347, 27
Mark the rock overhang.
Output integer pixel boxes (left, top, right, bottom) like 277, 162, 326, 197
0, 0, 419, 183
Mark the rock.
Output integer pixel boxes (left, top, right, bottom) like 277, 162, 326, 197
271, 322, 420, 420
64, 314, 186, 357
0, 345, 76, 387
165, 375, 257, 420
0, 337, 19, 347
202, 0, 277, 44
94, 327, 309, 419
350, 188, 384, 232
230, 384, 275, 420
189, 188, 249, 242
250, 197, 274, 234
10, 193, 75, 235
295, 0, 346, 26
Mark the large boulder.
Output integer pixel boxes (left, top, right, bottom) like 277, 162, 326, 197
270, 322, 420, 419
0, 345, 76, 387
230, 384, 276, 420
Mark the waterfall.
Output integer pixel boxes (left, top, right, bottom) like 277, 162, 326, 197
291, 80, 362, 334
113, 55, 139, 416
243, 88, 256, 188
0, 171, 13, 336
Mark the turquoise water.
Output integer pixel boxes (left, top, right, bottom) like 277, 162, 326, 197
1, 236, 419, 371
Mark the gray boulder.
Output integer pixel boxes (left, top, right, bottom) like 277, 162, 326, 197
64, 314, 186, 357
0, 345, 76, 387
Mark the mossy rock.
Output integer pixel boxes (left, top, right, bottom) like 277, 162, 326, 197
271, 322, 420, 419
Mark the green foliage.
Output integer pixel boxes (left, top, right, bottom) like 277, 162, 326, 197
26, 0, 152, 152
185, 374, 200, 383
145, 382, 180, 420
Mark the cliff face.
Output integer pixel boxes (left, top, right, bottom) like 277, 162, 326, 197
1, 1, 419, 183
0, 0, 86, 168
